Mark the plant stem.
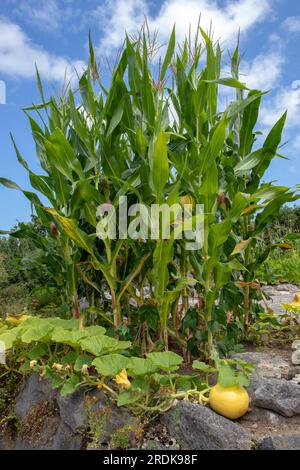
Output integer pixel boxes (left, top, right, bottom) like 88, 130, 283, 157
111, 289, 121, 328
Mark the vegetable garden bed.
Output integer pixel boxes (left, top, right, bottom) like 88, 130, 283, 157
0, 23, 300, 450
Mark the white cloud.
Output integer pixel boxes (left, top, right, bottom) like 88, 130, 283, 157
13, 0, 62, 32
0, 19, 85, 82
95, 0, 272, 54
260, 87, 300, 129
283, 16, 300, 33
2, 0, 82, 33
93, 0, 148, 52
241, 51, 284, 90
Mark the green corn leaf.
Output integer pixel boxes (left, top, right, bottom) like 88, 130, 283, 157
234, 148, 269, 175
214, 262, 232, 289
68, 89, 91, 145
0, 177, 21, 190
79, 72, 96, 118
255, 111, 287, 177
255, 192, 299, 233
10, 134, 30, 171
250, 184, 289, 202
35, 64, 46, 103
44, 208, 95, 255
201, 118, 228, 173
230, 238, 253, 256
200, 28, 217, 125
160, 25, 176, 81
88, 30, 99, 81
228, 193, 249, 219
152, 239, 174, 299
150, 130, 169, 199
0, 177, 44, 211
44, 128, 84, 181
107, 98, 124, 136
208, 219, 232, 254
29, 173, 55, 204
225, 91, 265, 118
199, 160, 218, 212
135, 128, 148, 158
239, 90, 261, 157
203, 77, 248, 90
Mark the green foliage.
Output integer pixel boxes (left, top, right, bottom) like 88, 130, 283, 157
0, 218, 71, 317
0, 24, 298, 371
92, 354, 130, 376
0, 317, 197, 414
258, 250, 300, 284
193, 351, 254, 388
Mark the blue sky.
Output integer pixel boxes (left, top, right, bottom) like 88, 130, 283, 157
0, 0, 299, 229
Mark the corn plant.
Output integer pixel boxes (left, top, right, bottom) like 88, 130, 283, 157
1, 24, 298, 358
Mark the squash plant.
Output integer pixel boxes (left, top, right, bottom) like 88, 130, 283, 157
0, 316, 255, 418
0, 317, 210, 412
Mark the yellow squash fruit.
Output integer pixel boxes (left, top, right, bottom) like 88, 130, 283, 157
209, 383, 249, 420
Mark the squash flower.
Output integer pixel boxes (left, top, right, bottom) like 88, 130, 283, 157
52, 363, 63, 371
291, 293, 300, 308
114, 369, 131, 389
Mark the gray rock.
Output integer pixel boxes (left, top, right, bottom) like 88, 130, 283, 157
287, 365, 300, 380
14, 415, 62, 450
240, 406, 285, 426
58, 387, 140, 449
233, 352, 290, 380
253, 378, 300, 417
291, 374, 300, 384
87, 397, 138, 449
52, 422, 82, 450
12, 374, 83, 449
262, 284, 300, 316
259, 435, 300, 450
57, 387, 134, 447
263, 284, 299, 295
14, 374, 57, 420
6, 374, 144, 450
161, 402, 253, 450
57, 389, 93, 432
